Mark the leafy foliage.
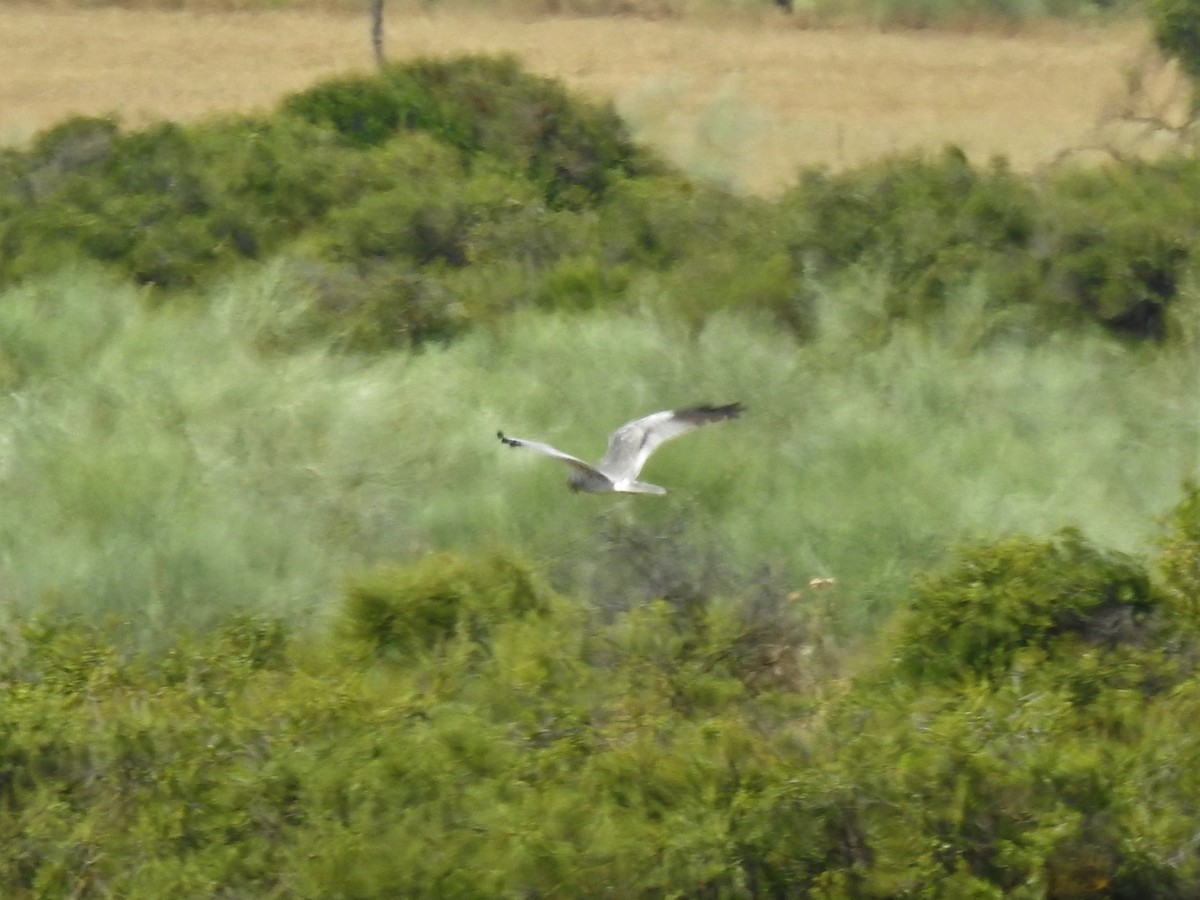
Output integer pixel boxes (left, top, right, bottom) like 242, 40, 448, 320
1150, 0, 1200, 86
3, 58, 1200, 349
5, 496, 1200, 895
281, 55, 653, 209
782, 148, 1200, 341
343, 551, 553, 655
893, 529, 1163, 685
0, 112, 400, 289
1157, 480, 1200, 621
735, 507, 1200, 897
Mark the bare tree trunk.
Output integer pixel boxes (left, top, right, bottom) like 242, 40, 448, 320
370, 0, 386, 68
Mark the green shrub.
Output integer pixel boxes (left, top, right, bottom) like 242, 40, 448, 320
783, 149, 1042, 332
463, 200, 596, 269
0, 114, 401, 289
532, 253, 628, 311
303, 163, 542, 348
343, 551, 554, 656
892, 529, 1162, 685
318, 164, 535, 268
283, 55, 654, 209
812, 680, 1188, 897
786, 149, 1034, 273
1157, 480, 1200, 621
9, 59, 1200, 350
781, 149, 1200, 340
1042, 207, 1187, 339
595, 173, 751, 269
736, 515, 1200, 897
1040, 162, 1200, 339
1150, 0, 1200, 87
6, 521, 1200, 895
661, 248, 805, 334
279, 71, 420, 148
7, 115, 118, 196
301, 260, 468, 351
1, 65, 638, 292
589, 173, 812, 330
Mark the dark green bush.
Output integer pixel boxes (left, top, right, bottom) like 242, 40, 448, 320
892, 529, 1163, 685
7, 503, 1200, 894
1042, 207, 1187, 338
1150, 0, 1200, 86
781, 148, 1200, 340
595, 173, 753, 269
1041, 162, 1200, 339
302, 162, 544, 348
9, 115, 119, 196
531, 253, 629, 311
0, 59, 664, 338
662, 248, 806, 333
318, 163, 535, 268
343, 551, 553, 656
2, 63, 641, 291
763, 676, 1194, 897
463, 201, 596, 270
1158, 480, 1200, 621
783, 148, 1038, 318
303, 261, 468, 351
0, 114, 399, 289
283, 55, 654, 209
591, 174, 812, 330
279, 71, 420, 148
735, 503, 1200, 897
6, 56, 1200, 351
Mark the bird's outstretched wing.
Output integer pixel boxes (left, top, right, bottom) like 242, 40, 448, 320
597, 403, 744, 481
497, 432, 610, 482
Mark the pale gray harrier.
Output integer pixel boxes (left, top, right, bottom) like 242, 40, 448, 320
497, 402, 743, 495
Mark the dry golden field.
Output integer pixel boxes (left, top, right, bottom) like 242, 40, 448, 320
0, 4, 1160, 191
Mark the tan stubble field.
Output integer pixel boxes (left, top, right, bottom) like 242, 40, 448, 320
0, 5, 1154, 192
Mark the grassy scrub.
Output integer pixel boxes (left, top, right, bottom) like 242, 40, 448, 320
2, 500, 1200, 895
1, 263, 1196, 641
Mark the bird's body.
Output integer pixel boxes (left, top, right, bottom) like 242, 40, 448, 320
498, 403, 743, 495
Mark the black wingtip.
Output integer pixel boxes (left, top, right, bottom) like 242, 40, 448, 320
497, 431, 515, 447
683, 402, 744, 421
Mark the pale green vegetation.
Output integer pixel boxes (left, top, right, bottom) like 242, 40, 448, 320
2, 263, 1196, 644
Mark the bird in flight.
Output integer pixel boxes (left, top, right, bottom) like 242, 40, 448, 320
497, 403, 743, 495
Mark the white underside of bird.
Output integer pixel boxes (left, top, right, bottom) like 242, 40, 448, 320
497, 402, 743, 495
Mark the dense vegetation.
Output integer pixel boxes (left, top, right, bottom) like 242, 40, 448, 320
4, 507, 1200, 895
4, 57, 1200, 348
2, 49, 1200, 895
